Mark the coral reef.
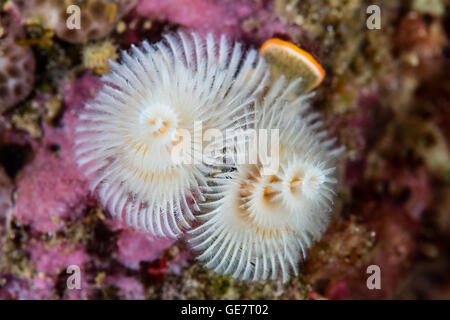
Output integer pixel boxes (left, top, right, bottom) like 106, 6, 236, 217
74, 32, 270, 239
0, 0, 449, 299
0, 167, 13, 266
189, 76, 342, 283
0, 9, 35, 111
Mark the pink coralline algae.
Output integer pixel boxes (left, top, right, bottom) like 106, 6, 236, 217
0, 274, 51, 299
0, 166, 12, 218
26, 242, 90, 299
384, 167, 432, 222
104, 275, 146, 300
325, 281, 349, 300
2, 69, 177, 299
12, 0, 137, 43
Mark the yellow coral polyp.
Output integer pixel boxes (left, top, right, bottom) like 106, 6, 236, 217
82, 40, 118, 74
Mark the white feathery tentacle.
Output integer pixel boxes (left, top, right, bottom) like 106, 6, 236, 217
188, 77, 342, 282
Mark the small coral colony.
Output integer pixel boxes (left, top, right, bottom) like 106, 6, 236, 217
75, 32, 343, 282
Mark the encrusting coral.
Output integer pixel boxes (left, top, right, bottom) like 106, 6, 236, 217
260, 38, 326, 93
0, 11, 35, 111
189, 77, 343, 282
12, 0, 137, 43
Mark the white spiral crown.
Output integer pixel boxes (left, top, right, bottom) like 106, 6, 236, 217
74, 32, 269, 238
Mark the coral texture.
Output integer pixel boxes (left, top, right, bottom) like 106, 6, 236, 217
75, 32, 269, 238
